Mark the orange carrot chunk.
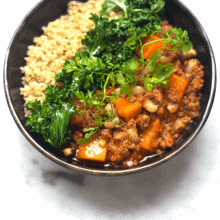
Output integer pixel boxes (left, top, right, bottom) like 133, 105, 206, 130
77, 138, 107, 162
139, 119, 161, 152
142, 35, 166, 60
166, 73, 190, 102
114, 96, 143, 121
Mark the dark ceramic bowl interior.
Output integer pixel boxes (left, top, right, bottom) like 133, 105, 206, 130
4, 0, 216, 175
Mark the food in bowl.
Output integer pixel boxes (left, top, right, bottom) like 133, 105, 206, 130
20, 0, 204, 168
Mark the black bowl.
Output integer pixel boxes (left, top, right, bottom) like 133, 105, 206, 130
4, 0, 216, 175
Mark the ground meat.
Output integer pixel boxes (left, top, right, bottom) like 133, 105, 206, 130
100, 129, 112, 141
157, 20, 173, 38
160, 131, 175, 149
113, 130, 129, 141
127, 118, 137, 129
185, 92, 201, 111
112, 126, 138, 149
152, 88, 164, 103
136, 114, 151, 130
72, 131, 83, 143
81, 107, 103, 129
191, 77, 204, 91
62, 21, 204, 168
173, 117, 191, 133
159, 49, 177, 65
161, 20, 173, 32
173, 63, 186, 78
107, 141, 130, 163
69, 142, 78, 152
185, 60, 204, 93
121, 150, 145, 167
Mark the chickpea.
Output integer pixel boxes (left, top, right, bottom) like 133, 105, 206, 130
114, 88, 121, 95
143, 99, 158, 113
181, 49, 197, 61
63, 148, 72, 156
104, 103, 119, 116
131, 85, 145, 96
143, 65, 149, 76
185, 59, 199, 73
127, 127, 139, 143
104, 116, 120, 129
159, 53, 175, 65
167, 103, 179, 113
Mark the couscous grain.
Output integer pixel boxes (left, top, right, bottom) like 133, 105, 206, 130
20, 0, 120, 105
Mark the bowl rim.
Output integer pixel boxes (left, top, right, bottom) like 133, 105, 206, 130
3, 0, 217, 175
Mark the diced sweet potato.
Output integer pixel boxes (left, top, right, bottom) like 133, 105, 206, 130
114, 96, 143, 121
166, 73, 189, 102
77, 138, 107, 162
139, 119, 161, 152
142, 35, 166, 60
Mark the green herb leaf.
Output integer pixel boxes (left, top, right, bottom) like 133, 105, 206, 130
101, 0, 128, 17
48, 103, 77, 147
163, 28, 193, 52
144, 62, 173, 91
77, 127, 100, 145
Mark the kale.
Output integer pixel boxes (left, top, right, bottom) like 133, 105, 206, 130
26, 99, 77, 147
82, 0, 164, 65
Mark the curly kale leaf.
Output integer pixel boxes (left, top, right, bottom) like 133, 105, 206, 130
26, 100, 77, 148
48, 103, 76, 147
82, 0, 165, 65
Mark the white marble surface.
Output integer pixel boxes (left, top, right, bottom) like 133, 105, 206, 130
0, 0, 219, 219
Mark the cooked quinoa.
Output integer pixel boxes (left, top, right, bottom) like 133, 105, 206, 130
20, 0, 120, 105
